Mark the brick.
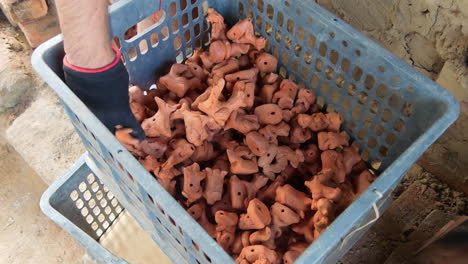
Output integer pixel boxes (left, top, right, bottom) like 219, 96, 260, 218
11, 0, 48, 22
341, 183, 439, 264
384, 209, 457, 264
17, 6, 60, 48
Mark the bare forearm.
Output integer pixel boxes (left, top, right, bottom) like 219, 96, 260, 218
56, 0, 114, 69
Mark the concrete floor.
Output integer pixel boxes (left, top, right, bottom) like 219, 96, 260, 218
0, 115, 86, 264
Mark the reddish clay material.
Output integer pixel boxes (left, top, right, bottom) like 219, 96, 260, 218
272, 80, 299, 109
283, 243, 308, 264
244, 131, 270, 156
161, 138, 195, 172
317, 131, 350, 151
139, 155, 161, 176
255, 53, 278, 73
191, 141, 218, 162
115, 127, 145, 156
291, 215, 315, 243
158, 178, 177, 197
303, 144, 320, 164
188, 202, 216, 237
312, 198, 334, 238
227, 18, 267, 50
203, 168, 228, 204
249, 227, 271, 244
259, 122, 290, 144
354, 170, 376, 196
159, 63, 202, 97
212, 58, 240, 78
257, 176, 285, 202
182, 163, 206, 203
141, 97, 178, 138
225, 109, 260, 134
236, 245, 280, 264
239, 199, 271, 230
118, 11, 380, 259
291, 89, 315, 115
321, 150, 346, 183
290, 117, 312, 144
227, 146, 259, 174
215, 210, 238, 251
275, 185, 312, 218
254, 104, 283, 125
305, 174, 342, 202
198, 78, 247, 126
342, 146, 362, 174
225, 68, 259, 83
182, 110, 222, 146
202, 40, 250, 64
207, 8, 227, 41
270, 202, 301, 227
230, 175, 268, 210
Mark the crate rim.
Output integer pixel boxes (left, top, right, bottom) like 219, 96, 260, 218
39, 154, 126, 264
32, 1, 460, 262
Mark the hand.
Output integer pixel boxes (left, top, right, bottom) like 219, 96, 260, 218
63, 55, 145, 141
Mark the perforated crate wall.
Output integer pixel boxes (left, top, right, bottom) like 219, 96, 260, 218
33, 0, 459, 263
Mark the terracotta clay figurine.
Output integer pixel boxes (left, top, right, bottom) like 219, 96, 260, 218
230, 80, 256, 109
198, 78, 247, 126
354, 169, 376, 196
303, 143, 320, 164
239, 199, 271, 230
230, 174, 268, 210
312, 198, 334, 238
304, 173, 342, 202
255, 52, 278, 73
190, 141, 217, 162
141, 97, 178, 138
139, 155, 161, 175
291, 215, 315, 243
129, 86, 147, 122
115, 126, 144, 156
161, 138, 195, 175
272, 79, 299, 109
182, 162, 206, 203
158, 178, 177, 197
159, 63, 202, 97
236, 245, 280, 264
257, 176, 285, 202
187, 201, 216, 237
211, 58, 240, 78
225, 68, 259, 83
225, 109, 260, 134
258, 121, 290, 144
270, 202, 301, 227
325, 112, 342, 132
297, 112, 342, 132
203, 168, 228, 204
283, 243, 308, 264
227, 18, 267, 50
249, 227, 272, 245
291, 89, 316, 114
254, 104, 283, 125
227, 145, 259, 174
275, 184, 312, 218
206, 8, 227, 41
212, 152, 231, 172
201, 40, 250, 64
290, 117, 312, 144
317, 131, 350, 151
215, 210, 238, 251
182, 109, 222, 146
211, 192, 231, 216
321, 150, 346, 183
244, 131, 271, 156
342, 146, 362, 174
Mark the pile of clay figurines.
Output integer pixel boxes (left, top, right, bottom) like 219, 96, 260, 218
116, 8, 377, 264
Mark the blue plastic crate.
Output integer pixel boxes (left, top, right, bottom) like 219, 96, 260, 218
32, 0, 459, 263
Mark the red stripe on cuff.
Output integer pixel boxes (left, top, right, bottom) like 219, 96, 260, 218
63, 46, 121, 74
